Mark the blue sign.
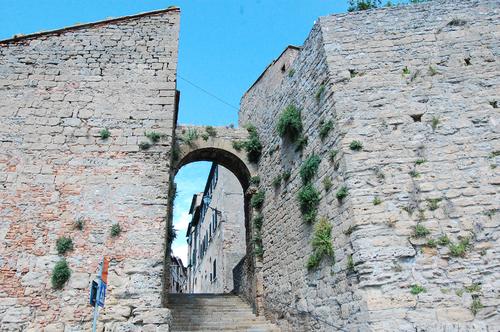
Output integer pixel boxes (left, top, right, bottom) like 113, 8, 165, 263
97, 281, 107, 308
89, 280, 98, 306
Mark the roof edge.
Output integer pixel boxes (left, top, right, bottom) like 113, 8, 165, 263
243, 45, 301, 97
0, 6, 180, 45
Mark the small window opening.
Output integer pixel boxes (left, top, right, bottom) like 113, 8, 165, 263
410, 114, 423, 122
281, 64, 286, 73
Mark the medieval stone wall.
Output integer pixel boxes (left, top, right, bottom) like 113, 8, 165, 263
240, 0, 499, 331
0, 9, 179, 331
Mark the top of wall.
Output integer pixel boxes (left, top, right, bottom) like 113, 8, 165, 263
243, 45, 301, 94
0, 6, 180, 45
241, 0, 498, 106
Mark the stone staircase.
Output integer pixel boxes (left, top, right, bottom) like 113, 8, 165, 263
169, 293, 281, 332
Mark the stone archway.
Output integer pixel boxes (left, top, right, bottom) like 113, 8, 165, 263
165, 125, 264, 314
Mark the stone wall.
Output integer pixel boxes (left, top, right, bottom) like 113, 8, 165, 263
240, 0, 499, 331
0, 9, 179, 331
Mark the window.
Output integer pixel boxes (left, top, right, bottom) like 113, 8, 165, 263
213, 259, 217, 281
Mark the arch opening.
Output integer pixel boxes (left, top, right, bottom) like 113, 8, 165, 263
165, 145, 261, 312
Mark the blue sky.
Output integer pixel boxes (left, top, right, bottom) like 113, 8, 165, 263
0, 0, 348, 262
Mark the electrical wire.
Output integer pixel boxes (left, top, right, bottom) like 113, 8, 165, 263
177, 73, 240, 111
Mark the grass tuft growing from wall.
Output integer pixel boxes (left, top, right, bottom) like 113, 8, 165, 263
307, 218, 334, 270
56, 236, 74, 255
319, 120, 333, 141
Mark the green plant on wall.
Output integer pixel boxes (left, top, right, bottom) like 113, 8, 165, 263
99, 128, 111, 140
470, 297, 483, 316
349, 140, 363, 151
74, 218, 84, 231
315, 84, 325, 101
347, 254, 355, 272
347, 0, 381, 11
322, 176, 333, 192
298, 183, 320, 223
437, 234, 450, 246
253, 213, 263, 231
295, 135, 308, 152
300, 154, 321, 184
232, 140, 244, 151
449, 237, 470, 257
145, 131, 161, 143
251, 191, 265, 210
250, 176, 261, 186
277, 104, 303, 143
56, 236, 74, 255
329, 150, 338, 162
182, 128, 199, 147
410, 284, 426, 295
307, 218, 334, 270
336, 186, 348, 201
111, 223, 122, 237
205, 126, 217, 137
414, 224, 430, 238
242, 124, 263, 163
431, 116, 440, 131
51, 259, 71, 289
272, 175, 282, 188
168, 223, 177, 245
427, 198, 442, 211
253, 213, 264, 259
319, 120, 333, 141
139, 141, 151, 150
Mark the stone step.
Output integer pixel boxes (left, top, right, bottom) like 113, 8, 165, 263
169, 293, 280, 331
171, 324, 279, 330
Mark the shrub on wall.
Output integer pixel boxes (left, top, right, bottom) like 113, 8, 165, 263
336, 186, 348, 201
348, 0, 381, 11
249, 176, 261, 186
139, 141, 151, 150
56, 236, 73, 255
205, 126, 217, 137
307, 218, 334, 270
182, 128, 199, 147
251, 191, 265, 210
99, 128, 111, 140
51, 259, 71, 289
300, 154, 321, 184
232, 140, 245, 151
242, 125, 263, 163
145, 131, 162, 143
168, 223, 177, 244
111, 223, 122, 237
349, 140, 363, 151
277, 104, 303, 143
319, 120, 333, 141
298, 184, 320, 223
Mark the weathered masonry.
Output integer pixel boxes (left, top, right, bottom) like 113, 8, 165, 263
0, 0, 499, 331
0, 8, 180, 331
240, 0, 499, 330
